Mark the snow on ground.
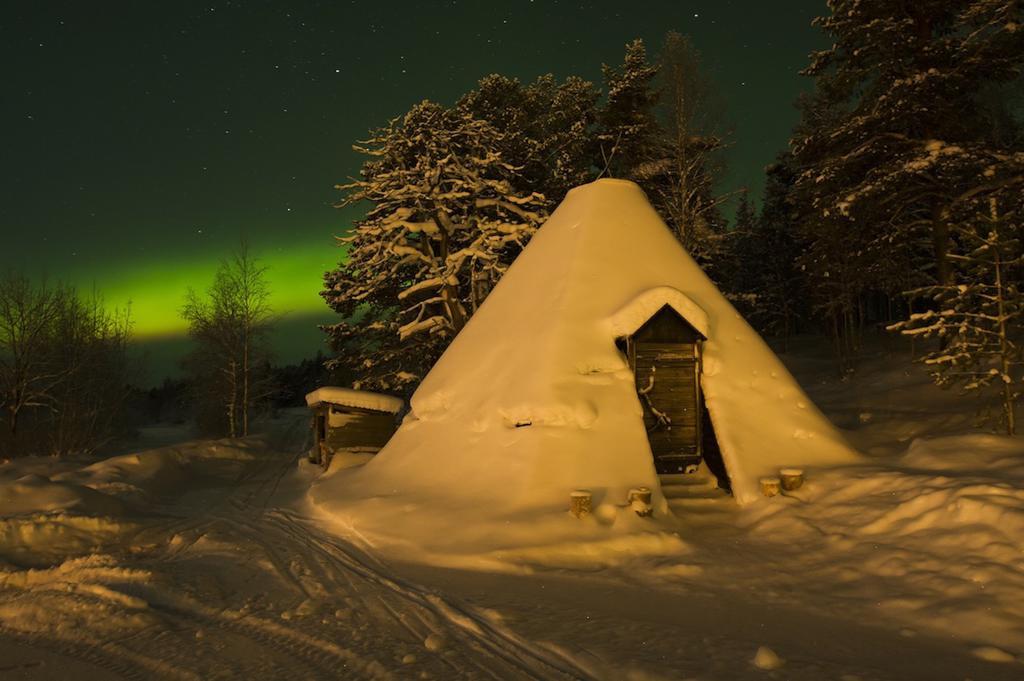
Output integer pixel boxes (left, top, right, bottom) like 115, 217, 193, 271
0, 341, 1022, 679
0, 412, 597, 680
308, 337, 1024, 678
0, 424, 277, 569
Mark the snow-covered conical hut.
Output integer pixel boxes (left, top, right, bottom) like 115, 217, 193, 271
317, 179, 859, 518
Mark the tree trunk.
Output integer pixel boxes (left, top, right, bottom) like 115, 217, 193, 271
990, 199, 1016, 436
932, 209, 953, 287
432, 208, 468, 335
228, 359, 238, 438
242, 330, 250, 437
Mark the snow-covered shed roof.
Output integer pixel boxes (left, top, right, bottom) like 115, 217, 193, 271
305, 387, 404, 415
318, 179, 859, 510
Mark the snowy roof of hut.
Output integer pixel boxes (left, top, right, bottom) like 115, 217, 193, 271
304, 387, 404, 414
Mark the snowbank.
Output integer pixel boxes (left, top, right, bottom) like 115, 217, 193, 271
0, 464, 137, 568
0, 473, 128, 518
0, 427, 291, 566
0, 554, 156, 640
686, 432, 1024, 655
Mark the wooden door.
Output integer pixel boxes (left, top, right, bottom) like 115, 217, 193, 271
628, 305, 705, 475
634, 341, 701, 474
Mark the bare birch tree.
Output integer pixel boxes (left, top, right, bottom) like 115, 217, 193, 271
182, 244, 273, 437
0, 274, 133, 457
0, 274, 63, 438
647, 31, 730, 262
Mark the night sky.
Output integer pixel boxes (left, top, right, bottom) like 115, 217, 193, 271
2, 1, 825, 383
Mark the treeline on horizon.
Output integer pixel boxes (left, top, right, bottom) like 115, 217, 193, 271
323, 2, 1023, 433
0, 251, 332, 458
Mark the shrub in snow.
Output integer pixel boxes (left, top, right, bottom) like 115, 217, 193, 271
0, 274, 133, 457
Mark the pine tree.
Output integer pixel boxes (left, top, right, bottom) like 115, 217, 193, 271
322, 101, 547, 393
459, 73, 598, 205
890, 196, 1023, 433
595, 39, 661, 180
594, 35, 729, 276
791, 1, 1024, 368
728, 160, 808, 350
755, 156, 809, 348
725, 190, 759, 309
646, 31, 729, 270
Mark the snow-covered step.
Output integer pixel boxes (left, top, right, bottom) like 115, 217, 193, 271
662, 485, 728, 501
659, 473, 721, 496
662, 487, 732, 518
658, 463, 732, 517
659, 462, 727, 493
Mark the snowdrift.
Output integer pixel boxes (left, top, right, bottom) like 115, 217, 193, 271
0, 431, 283, 566
731, 433, 1024, 654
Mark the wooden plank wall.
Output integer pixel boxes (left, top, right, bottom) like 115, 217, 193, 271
325, 409, 397, 450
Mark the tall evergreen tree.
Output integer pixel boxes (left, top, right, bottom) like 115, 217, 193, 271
729, 158, 808, 349
322, 101, 547, 393
459, 73, 599, 205
890, 195, 1023, 434
755, 155, 809, 347
595, 39, 661, 180
791, 0, 1024, 368
725, 190, 759, 308
594, 36, 729, 276
647, 31, 729, 269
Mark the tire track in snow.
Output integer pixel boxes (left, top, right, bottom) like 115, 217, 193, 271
6, 414, 592, 680
0, 626, 194, 681
139, 416, 310, 562
142, 596, 392, 681
263, 509, 599, 680
218, 512, 491, 680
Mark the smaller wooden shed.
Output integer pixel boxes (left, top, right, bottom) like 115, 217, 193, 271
304, 387, 404, 468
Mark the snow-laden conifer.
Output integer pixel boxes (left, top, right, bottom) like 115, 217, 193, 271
322, 101, 547, 393
890, 196, 1023, 433
791, 0, 1024, 367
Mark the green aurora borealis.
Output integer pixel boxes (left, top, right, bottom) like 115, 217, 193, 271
67, 240, 346, 341
3, 1, 826, 383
